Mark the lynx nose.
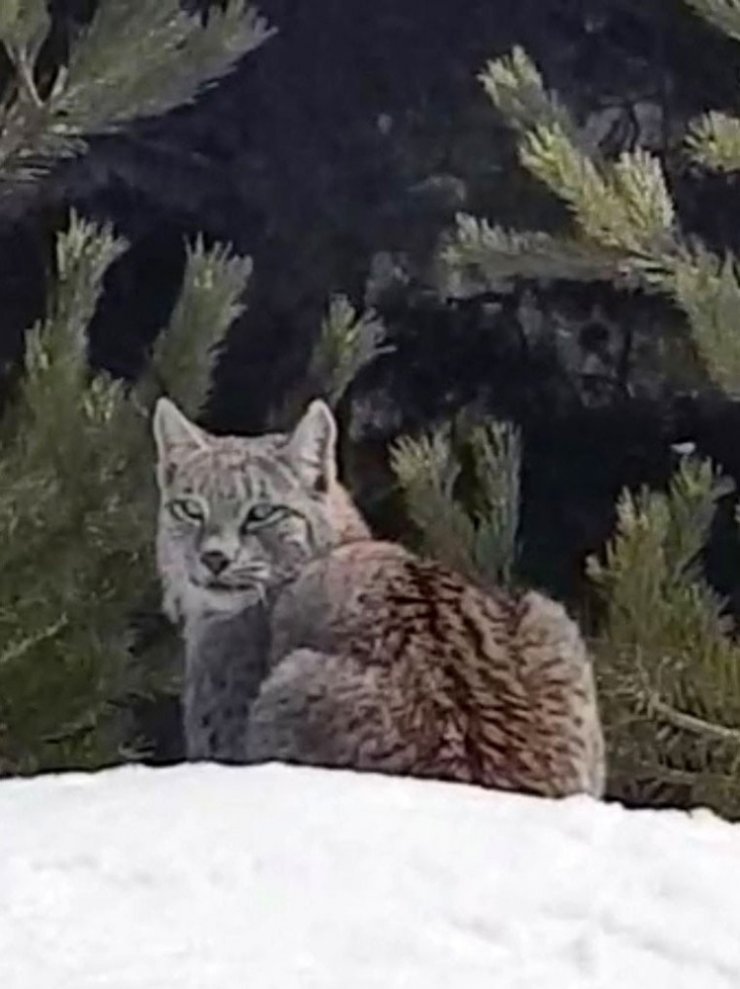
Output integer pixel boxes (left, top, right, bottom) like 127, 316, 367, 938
201, 549, 230, 576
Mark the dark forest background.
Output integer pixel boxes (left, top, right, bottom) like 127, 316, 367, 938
5, 0, 740, 676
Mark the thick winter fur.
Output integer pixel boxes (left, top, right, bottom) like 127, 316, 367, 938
153, 397, 605, 797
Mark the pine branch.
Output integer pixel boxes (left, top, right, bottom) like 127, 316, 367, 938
266, 295, 389, 432
153, 237, 253, 417
686, 111, 740, 172
20, 212, 127, 449
390, 416, 522, 588
309, 294, 390, 407
476, 45, 740, 394
0, 213, 157, 774
479, 46, 578, 141
0, 211, 248, 774
441, 214, 635, 292
521, 128, 676, 254
46, 211, 127, 357
589, 454, 740, 814
469, 421, 521, 587
665, 245, 740, 394
481, 48, 677, 254
390, 426, 479, 581
646, 688, 740, 744
684, 0, 740, 43
478, 53, 677, 267
0, 3, 275, 774
58, 0, 273, 132
0, 617, 68, 671
0, 0, 274, 188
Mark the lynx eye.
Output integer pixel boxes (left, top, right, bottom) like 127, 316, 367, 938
241, 503, 286, 530
169, 498, 205, 523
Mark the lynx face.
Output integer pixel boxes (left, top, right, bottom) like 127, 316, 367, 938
153, 398, 345, 616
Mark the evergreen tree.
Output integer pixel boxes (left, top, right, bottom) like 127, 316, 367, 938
431, 0, 740, 817
267, 293, 389, 430
586, 455, 740, 814
442, 7, 740, 396
0, 215, 253, 775
0, 0, 270, 774
0, 0, 273, 190
390, 415, 521, 590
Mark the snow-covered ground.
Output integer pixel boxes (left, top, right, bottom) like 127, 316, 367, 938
2, 764, 740, 989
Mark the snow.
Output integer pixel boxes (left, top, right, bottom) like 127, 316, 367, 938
2, 764, 740, 989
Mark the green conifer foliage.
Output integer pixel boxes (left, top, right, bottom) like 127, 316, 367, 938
266, 293, 389, 433
0, 0, 274, 188
390, 416, 522, 590
588, 456, 740, 815
0, 0, 270, 774
436, 0, 740, 816
442, 8, 740, 395
309, 295, 389, 411
0, 214, 254, 775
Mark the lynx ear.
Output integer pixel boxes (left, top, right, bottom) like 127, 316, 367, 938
285, 399, 337, 492
152, 398, 208, 485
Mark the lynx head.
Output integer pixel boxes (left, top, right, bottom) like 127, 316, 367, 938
153, 398, 368, 617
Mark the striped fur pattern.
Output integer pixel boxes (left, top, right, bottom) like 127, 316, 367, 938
153, 398, 605, 796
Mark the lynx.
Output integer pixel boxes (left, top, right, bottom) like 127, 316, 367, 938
153, 396, 605, 797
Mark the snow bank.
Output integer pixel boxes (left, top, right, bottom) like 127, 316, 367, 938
2, 762, 740, 988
